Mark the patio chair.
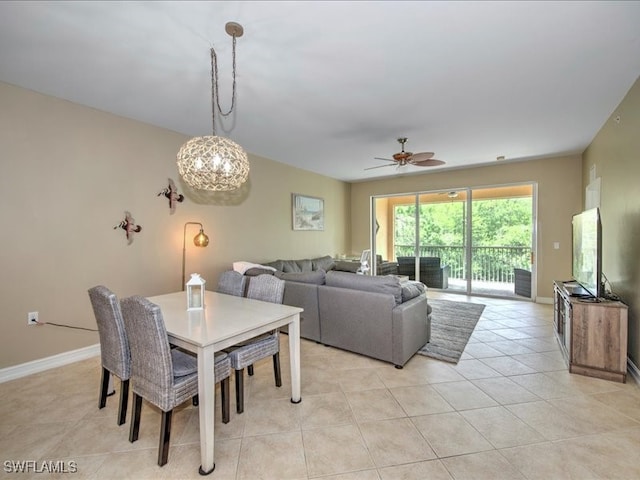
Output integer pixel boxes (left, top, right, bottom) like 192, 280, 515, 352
397, 256, 449, 289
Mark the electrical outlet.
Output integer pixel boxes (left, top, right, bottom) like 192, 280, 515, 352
27, 311, 38, 326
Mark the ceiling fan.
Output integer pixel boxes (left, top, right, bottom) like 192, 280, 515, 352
366, 137, 445, 171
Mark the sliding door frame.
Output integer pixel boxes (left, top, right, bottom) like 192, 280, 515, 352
370, 181, 538, 300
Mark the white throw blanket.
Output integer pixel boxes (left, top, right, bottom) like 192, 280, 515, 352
232, 261, 277, 275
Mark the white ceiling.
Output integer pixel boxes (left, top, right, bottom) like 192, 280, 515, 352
1, 1, 639, 182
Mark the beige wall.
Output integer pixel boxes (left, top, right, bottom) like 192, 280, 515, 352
0, 82, 349, 368
5, 73, 637, 370
374, 197, 390, 260
351, 156, 584, 300
582, 75, 640, 366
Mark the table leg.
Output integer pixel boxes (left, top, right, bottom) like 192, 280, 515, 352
197, 345, 216, 475
288, 313, 301, 404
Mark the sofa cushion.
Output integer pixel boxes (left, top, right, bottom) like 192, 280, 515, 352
312, 255, 335, 272
401, 281, 426, 302
245, 267, 276, 277
325, 270, 402, 305
279, 259, 313, 273
262, 260, 284, 271
275, 269, 326, 285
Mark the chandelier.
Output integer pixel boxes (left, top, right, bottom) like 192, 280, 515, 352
177, 22, 249, 192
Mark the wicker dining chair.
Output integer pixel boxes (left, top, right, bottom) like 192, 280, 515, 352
227, 274, 285, 414
217, 270, 247, 297
120, 295, 231, 467
88, 285, 130, 426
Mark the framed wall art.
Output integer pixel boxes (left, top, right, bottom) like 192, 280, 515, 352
292, 193, 324, 231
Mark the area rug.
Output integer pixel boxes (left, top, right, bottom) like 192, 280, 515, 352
418, 299, 485, 364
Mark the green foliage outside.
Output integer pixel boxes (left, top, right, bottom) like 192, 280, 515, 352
393, 198, 532, 281
394, 198, 532, 246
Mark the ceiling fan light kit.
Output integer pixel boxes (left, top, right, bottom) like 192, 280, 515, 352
176, 22, 249, 192
367, 137, 445, 171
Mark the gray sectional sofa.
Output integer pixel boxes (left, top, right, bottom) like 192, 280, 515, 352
239, 256, 431, 367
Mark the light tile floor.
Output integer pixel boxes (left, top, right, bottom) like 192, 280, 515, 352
2, 291, 640, 479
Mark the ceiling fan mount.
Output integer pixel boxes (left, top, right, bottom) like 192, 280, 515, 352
366, 137, 445, 171
392, 137, 412, 164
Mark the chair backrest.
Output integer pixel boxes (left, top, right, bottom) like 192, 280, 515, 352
246, 274, 285, 304
120, 295, 175, 411
420, 257, 441, 269
396, 256, 413, 265
88, 285, 130, 380
217, 270, 247, 297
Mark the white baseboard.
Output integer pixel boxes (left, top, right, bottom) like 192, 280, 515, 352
536, 296, 553, 305
0, 343, 100, 383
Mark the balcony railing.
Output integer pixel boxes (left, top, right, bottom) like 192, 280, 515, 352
394, 244, 531, 283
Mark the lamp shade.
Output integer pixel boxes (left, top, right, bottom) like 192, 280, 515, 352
194, 228, 209, 247
177, 135, 249, 191
182, 222, 209, 290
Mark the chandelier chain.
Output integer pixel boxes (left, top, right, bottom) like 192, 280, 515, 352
210, 34, 238, 135
177, 21, 248, 192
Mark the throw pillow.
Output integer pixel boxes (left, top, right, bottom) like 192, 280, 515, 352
401, 281, 425, 302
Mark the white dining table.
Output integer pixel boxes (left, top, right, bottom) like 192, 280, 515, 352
147, 290, 303, 475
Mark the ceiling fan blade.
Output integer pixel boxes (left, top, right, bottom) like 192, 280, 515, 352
373, 138, 442, 171
365, 163, 397, 171
410, 158, 446, 167
409, 152, 435, 162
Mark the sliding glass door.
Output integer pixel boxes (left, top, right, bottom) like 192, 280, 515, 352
372, 183, 535, 299
373, 191, 467, 288
414, 191, 467, 291
470, 185, 534, 296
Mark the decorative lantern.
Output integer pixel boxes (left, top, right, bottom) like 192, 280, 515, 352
186, 273, 206, 310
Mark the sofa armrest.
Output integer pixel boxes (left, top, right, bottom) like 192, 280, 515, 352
391, 295, 430, 366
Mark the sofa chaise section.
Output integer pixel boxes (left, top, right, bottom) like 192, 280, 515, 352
235, 256, 430, 367
318, 271, 430, 367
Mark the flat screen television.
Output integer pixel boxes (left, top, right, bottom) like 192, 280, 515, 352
571, 207, 602, 298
